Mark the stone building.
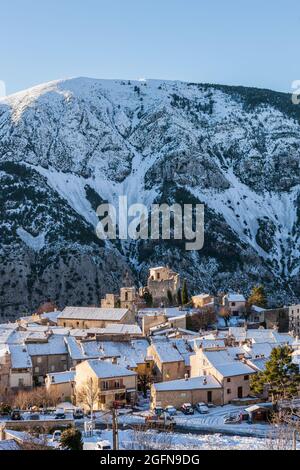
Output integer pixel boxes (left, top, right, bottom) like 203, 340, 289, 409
147, 338, 186, 382
143, 267, 181, 307
45, 371, 75, 402
151, 375, 222, 409
190, 347, 256, 404
74, 359, 137, 410
289, 304, 300, 336
57, 307, 134, 329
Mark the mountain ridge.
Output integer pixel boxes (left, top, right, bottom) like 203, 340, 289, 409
0, 77, 299, 319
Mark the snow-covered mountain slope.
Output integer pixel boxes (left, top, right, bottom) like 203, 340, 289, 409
1, 77, 300, 319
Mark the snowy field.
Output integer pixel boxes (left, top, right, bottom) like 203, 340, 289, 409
82, 429, 292, 451
92, 404, 275, 438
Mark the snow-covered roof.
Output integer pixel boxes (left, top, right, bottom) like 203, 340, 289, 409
86, 360, 137, 379
228, 327, 247, 341
192, 293, 211, 299
251, 305, 266, 313
225, 294, 246, 303
27, 335, 67, 356
64, 336, 86, 360
203, 349, 256, 377
198, 339, 226, 350
40, 311, 60, 324
150, 339, 184, 363
80, 339, 150, 369
47, 371, 75, 384
9, 344, 32, 369
0, 440, 22, 451
58, 307, 129, 321
93, 324, 142, 335
154, 375, 222, 392
213, 362, 256, 377
244, 342, 273, 359
246, 357, 268, 372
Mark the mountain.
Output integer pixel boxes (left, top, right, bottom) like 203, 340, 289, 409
1, 77, 300, 319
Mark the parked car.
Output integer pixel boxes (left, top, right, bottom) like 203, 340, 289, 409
73, 408, 84, 419
10, 409, 23, 421
55, 408, 66, 419
180, 403, 194, 415
195, 402, 209, 414
145, 413, 174, 423
51, 430, 62, 442
28, 413, 40, 421
154, 406, 164, 416
95, 440, 112, 450
164, 405, 177, 416
223, 413, 241, 424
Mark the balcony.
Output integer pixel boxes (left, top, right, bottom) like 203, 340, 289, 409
100, 386, 126, 395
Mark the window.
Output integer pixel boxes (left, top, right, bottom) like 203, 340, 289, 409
227, 378, 231, 383
103, 381, 109, 390
244, 375, 249, 381
51, 365, 55, 372
231, 302, 236, 306
115, 381, 120, 389
227, 389, 231, 394
35, 367, 39, 373
37, 357, 42, 364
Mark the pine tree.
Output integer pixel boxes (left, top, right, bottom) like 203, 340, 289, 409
177, 289, 182, 306
248, 285, 267, 308
60, 428, 83, 451
181, 279, 189, 305
143, 291, 153, 307
250, 346, 300, 401
167, 289, 173, 306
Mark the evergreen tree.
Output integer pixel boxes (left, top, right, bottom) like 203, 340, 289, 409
143, 291, 153, 307
177, 289, 182, 306
167, 289, 173, 306
250, 346, 300, 401
60, 428, 83, 451
181, 279, 189, 305
248, 285, 267, 308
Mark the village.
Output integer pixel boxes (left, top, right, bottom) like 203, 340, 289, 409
0, 266, 300, 450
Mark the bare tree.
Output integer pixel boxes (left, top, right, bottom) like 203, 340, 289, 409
19, 434, 53, 451
76, 378, 99, 419
123, 427, 174, 450
12, 387, 61, 410
266, 410, 300, 450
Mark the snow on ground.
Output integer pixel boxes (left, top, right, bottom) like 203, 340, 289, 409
82, 429, 282, 451
91, 404, 274, 438
16, 227, 46, 252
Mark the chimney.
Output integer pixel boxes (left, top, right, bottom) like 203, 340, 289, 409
203, 377, 207, 385
184, 374, 189, 381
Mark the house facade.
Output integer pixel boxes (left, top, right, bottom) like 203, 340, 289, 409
190, 347, 256, 404
75, 360, 137, 410
223, 294, 246, 317
151, 375, 223, 408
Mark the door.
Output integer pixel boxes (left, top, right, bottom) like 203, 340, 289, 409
238, 386, 243, 399
207, 391, 212, 403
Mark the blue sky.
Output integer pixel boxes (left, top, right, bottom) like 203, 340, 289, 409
1, 0, 299, 95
